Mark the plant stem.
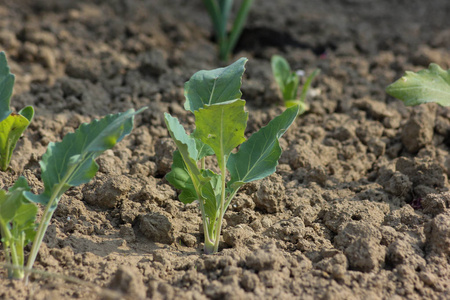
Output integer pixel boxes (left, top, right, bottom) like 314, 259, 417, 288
201, 157, 206, 170
220, 0, 254, 61
1, 139, 11, 171
212, 157, 227, 252
0, 222, 23, 279
25, 163, 78, 283
24, 195, 56, 283
0, 224, 13, 278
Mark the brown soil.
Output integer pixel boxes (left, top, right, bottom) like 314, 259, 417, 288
1, 0, 450, 299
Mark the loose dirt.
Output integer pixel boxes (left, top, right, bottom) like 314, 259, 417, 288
0, 0, 449, 299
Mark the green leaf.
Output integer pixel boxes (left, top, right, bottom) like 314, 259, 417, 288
285, 100, 308, 116
299, 68, 320, 103
271, 55, 291, 92
200, 170, 221, 220
184, 58, 247, 112
0, 177, 31, 223
164, 113, 210, 189
195, 138, 215, 160
19, 106, 34, 122
271, 55, 301, 101
283, 74, 299, 101
193, 100, 247, 168
166, 150, 198, 204
0, 176, 36, 246
386, 63, 450, 106
0, 107, 34, 171
164, 113, 198, 162
165, 151, 220, 219
0, 52, 14, 122
24, 108, 145, 208
227, 105, 298, 189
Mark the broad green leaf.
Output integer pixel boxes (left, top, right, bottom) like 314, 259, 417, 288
184, 57, 247, 112
227, 105, 298, 189
386, 63, 450, 106
0, 52, 14, 122
0, 106, 34, 171
24, 108, 145, 208
195, 138, 214, 160
193, 100, 247, 168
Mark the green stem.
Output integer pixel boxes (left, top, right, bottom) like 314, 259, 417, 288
0, 139, 11, 171
24, 163, 78, 283
0, 222, 23, 279
224, 186, 239, 212
220, 0, 254, 61
201, 157, 206, 170
0, 224, 13, 278
197, 157, 216, 253
24, 195, 57, 283
212, 157, 227, 253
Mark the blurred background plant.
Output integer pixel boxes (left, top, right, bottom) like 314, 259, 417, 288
271, 54, 320, 115
202, 0, 254, 61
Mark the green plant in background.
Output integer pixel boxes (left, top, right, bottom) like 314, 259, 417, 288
0, 51, 34, 171
386, 63, 450, 106
271, 54, 320, 115
0, 177, 37, 279
165, 58, 298, 254
202, 0, 254, 61
0, 108, 145, 281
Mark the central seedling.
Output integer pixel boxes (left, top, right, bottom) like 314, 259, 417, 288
165, 58, 298, 253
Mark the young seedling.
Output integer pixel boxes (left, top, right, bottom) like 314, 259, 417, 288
0, 108, 145, 280
271, 55, 320, 115
386, 63, 450, 106
202, 0, 254, 61
165, 58, 298, 254
0, 51, 34, 171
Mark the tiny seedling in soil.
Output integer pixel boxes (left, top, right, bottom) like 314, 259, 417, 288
0, 51, 34, 171
202, 0, 254, 61
271, 54, 320, 115
386, 63, 450, 106
0, 108, 145, 281
165, 58, 298, 254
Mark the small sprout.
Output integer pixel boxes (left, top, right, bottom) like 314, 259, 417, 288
271, 54, 320, 116
165, 58, 298, 254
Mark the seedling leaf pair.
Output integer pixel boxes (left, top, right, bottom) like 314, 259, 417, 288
0, 52, 34, 171
165, 58, 298, 253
